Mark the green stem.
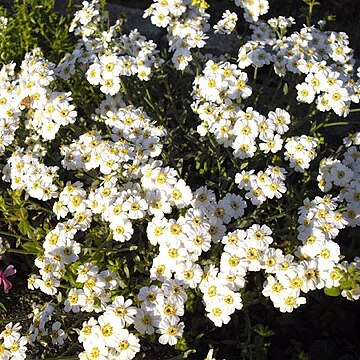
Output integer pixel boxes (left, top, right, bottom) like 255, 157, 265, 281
253, 66, 258, 81
43, 356, 79, 360
243, 310, 253, 360
119, 78, 133, 105
323, 121, 355, 128
6, 248, 35, 255
349, 108, 360, 112
56, 341, 81, 358
80, 231, 112, 262
0, 230, 23, 239
312, 112, 332, 132
28, 200, 53, 214
307, 6, 312, 26
269, 77, 284, 108
0, 315, 29, 324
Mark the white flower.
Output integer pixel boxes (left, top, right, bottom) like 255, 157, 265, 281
104, 296, 137, 328
162, 279, 188, 304
78, 318, 99, 344
267, 108, 291, 135
205, 299, 232, 327
276, 290, 306, 313
100, 77, 121, 96
157, 317, 184, 346
262, 275, 286, 304
1, 323, 21, 348
109, 215, 134, 242
64, 288, 87, 313
296, 82, 316, 103
6, 336, 28, 359
175, 261, 204, 289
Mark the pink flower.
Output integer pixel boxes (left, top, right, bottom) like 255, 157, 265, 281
0, 265, 16, 294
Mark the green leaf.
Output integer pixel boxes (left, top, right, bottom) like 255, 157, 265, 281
348, 264, 356, 275
283, 82, 289, 95
10, 190, 24, 205
240, 161, 248, 170
324, 287, 341, 297
19, 207, 28, 220
0, 196, 7, 211
175, 338, 188, 351
253, 324, 275, 337
123, 262, 130, 279
0, 301, 7, 312
339, 279, 353, 289
117, 278, 126, 289
199, 161, 208, 174
22, 241, 41, 255
18, 220, 29, 236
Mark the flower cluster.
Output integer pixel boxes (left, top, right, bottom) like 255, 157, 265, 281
232, 0, 269, 23
238, 21, 359, 116
78, 307, 141, 359
0, 50, 77, 154
29, 218, 82, 296
69, 0, 102, 40
0, 0, 359, 358
318, 136, 360, 227
268, 16, 296, 31
135, 283, 186, 345
192, 61, 295, 161
284, 135, 319, 172
262, 188, 356, 312
0, 322, 28, 360
144, 0, 210, 70
3, 148, 59, 201
145, 186, 248, 328
61, 1, 163, 85
192, 60, 259, 153
83, 28, 163, 92
213, 10, 238, 35
235, 165, 287, 205
27, 303, 67, 347
0, 63, 22, 155
61, 99, 165, 176
20, 53, 77, 140
64, 264, 119, 314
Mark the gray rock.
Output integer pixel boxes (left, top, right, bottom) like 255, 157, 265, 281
0, 0, 237, 56
52, 1, 165, 43
106, 4, 165, 43
202, 29, 238, 57
54, 0, 83, 15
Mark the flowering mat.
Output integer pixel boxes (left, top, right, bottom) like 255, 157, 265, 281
0, 0, 360, 359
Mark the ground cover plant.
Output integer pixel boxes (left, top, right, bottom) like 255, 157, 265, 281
0, 0, 360, 359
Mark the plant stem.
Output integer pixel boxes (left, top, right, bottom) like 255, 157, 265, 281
6, 248, 35, 255
253, 66, 258, 81
43, 356, 79, 360
243, 310, 253, 360
28, 200, 53, 214
56, 341, 81, 358
81, 231, 112, 262
0, 315, 29, 324
0, 230, 22, 239
323, 122, 353, 128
